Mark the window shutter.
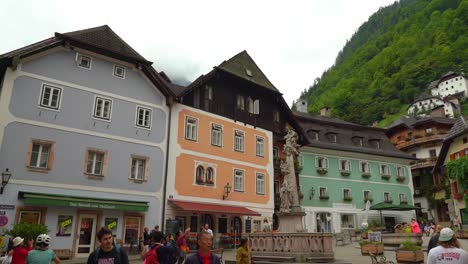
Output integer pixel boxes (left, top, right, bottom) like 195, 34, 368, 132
315, 157, 318, 168
254, 100, 260, 114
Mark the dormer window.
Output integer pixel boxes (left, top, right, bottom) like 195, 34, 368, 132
369, 139, 381, 149
326, 132, 337, 143
113, 65, 125, 79
307, 130, 319, 141
352, 136, 363, 146
77, 53, 92, 69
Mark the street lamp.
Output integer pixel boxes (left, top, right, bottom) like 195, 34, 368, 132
222, 182, 232, 200
1, 168, 12, 194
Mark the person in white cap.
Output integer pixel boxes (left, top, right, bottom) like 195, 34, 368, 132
11, 237, 33, 264
427, 227, 468, 264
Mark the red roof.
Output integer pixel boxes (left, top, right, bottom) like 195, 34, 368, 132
170, 200, 260, 216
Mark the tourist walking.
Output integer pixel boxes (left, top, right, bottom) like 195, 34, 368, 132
144, 231, 173, 264
202, 224, 213, 237
26, 234, 60, 264
11, 237, 33, 264
427, 225, 443, 253
176, 228, 190, 264
427, 227, 468, 264
144, 227, 151, 246
87, 228, 128, 264
236, 238, 251, 264
185, 232, 220, 264
409, 218, 421, 234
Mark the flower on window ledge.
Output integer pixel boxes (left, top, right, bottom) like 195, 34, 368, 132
361, 172, 371, 178
340, 171, 351, 177
319, 195, 330, 200
196, 177, 205, 184
381, 174, 391, 180
316, 168, 328, 175
205, 179, 214, 185
343, 196, 353, 202
396, 176, 405, 182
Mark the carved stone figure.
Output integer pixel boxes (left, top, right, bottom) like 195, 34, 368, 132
279, 180, 292, 212
279, 127, 301, 212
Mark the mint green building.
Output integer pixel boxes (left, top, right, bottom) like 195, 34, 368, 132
294, 107, 416, 233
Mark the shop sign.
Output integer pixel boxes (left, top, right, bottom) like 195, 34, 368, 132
0, 205, 15, 210
105, 218, 118, 235
56, 215, 73, 236
69, 202, 117, 209
0, 215, 8, 227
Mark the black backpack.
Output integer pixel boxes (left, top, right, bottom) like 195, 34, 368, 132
93, 246, 121, 264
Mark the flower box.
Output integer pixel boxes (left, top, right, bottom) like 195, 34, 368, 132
364, 198, 373, 203
381, 174, 391, 180
196, 178, 205, 184
361, 172, 371, 178
384, 199, 393, 203
343, 197, 353, 202
396, 176, 405, 182
395, 250, 424, 263
319, 195, 330, 200
340, 171, 351, 176
316, 168, 328, 175
360, 243, 384, 255
205, 180, 214, 185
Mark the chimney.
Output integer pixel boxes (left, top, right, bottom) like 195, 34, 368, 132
295, 99, 308, 113
320, 107, 331, 117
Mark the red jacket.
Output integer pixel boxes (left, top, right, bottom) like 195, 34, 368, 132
11, 246, 32, 264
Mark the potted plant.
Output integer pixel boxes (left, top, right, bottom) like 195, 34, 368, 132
319, 194, 330, 200
396, 176, 405, 182
359, 240, 384, 255
6, 223, 50, 242
340, 171, 351, 177
343, 196, 353, 202
316, 168, 328, 175
205, 179, 214, 185
361, 172, 371, 178
196, 177, 205, 184
381, 174, 391, 180
395, 239, 424, 263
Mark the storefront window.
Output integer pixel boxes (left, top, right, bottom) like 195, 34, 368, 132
18, 211, 41, 224
190, 216, 198, 232
56, 215, 73, 236
218, 218, 227, 233
124, 216, 141, 246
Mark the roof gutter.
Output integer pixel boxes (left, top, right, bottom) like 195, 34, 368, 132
160, 98, 172, 231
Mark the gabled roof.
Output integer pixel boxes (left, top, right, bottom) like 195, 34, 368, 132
434, 116, 468, 170
387, 116, 456, 131
0, 25, 174, 98
427, 80, 439, 90
217, 51, 279, 93
413, 92, 442, 103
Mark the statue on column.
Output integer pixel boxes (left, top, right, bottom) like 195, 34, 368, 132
279, 127, 301, 212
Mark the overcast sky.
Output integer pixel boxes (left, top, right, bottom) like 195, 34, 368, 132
1, 0, 396, 105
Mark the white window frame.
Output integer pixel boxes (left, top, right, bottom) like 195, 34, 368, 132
384, 192, 392, 202
256, 136, 265, 157
256, 173, 265, 195
29, 142, 51, 169
233, 169, 245, 192
363, 190, 372, 200
380, 164, 389, 175
205, 167, 215, 184
135, 106, 152, 129
359, 161, 370, 173
76, 53, 92, 70
315, 157, 329, 169
130, 156, 148, 181
247, 97, 254, 113
425, 127, 433, 133
185, 116, 198, 141
343, 188, 351, 199
234, 130, 244, 152
86, 150, 104, 176
93, 96, 113, 121
113, 64, 126, 79
339, 159, 350, 171
195, 165, 205, 184
312, 131, 319, 141
396, 166, 404, 177
399, 193, 406, 203
211, 123, 223, 147
39, 84, 63, 111
319, 187, 328, 197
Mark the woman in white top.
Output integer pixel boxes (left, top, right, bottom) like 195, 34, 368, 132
427, 228, 468, 264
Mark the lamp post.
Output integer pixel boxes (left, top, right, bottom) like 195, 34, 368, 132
1, 168, 12, 194
222, 182, 232, 200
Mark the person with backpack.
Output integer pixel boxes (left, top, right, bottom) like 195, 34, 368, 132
87, 228, 128, 264
144, 231, 173, 264
26, 234, 60, 264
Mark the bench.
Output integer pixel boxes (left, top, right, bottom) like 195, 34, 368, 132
369, 252, 394, 264
252, 255, 296, 262
53, 249, 72, 259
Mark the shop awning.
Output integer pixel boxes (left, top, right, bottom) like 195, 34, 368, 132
170, 200, 261, 216
19, 192, 149, 212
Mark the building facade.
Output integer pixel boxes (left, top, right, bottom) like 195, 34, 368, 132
294, 107, 415, 233
386, 116, 455, 223
429, 72, 468, 99
0, 26, 172, 256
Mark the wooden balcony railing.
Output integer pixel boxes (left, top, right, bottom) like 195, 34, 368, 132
395, 134, 446, 150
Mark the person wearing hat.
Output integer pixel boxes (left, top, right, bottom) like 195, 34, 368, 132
427, 227, 468, 264
11, 237, 33, 264
26, 234, 61, 264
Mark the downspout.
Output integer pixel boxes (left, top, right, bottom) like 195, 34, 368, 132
161, 97, 173, 231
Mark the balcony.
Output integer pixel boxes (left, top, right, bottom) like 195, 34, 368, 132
395, 133, 446, 150
411, 157, 438, 170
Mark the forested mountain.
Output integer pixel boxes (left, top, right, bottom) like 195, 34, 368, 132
299, 0, 468, 126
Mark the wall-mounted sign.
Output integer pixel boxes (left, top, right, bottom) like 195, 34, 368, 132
0, 215, 8, 227
56, 215, 73, 236
105, 218, 118, 235
0, 205, 14, 210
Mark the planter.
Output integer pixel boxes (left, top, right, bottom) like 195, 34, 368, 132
382, 233, 422, 246
381, 174, 391, 180
343, 197, 353, 202
396, 176, 405, 182
340, 171, 351, 177
319, 195, 330, 200
395, 250, 424, 263
360, 243, 384, 255
361, 173, 371, 178
316, 168, 328, 175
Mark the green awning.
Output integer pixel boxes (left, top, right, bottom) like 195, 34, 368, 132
20, 192, 148, 212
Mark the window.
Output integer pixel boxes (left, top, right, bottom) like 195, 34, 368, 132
247, 97, 254, 113
429, 149, 437, 158
319, 187, 327, 197
130, 157, 147, 181
236, 95, 245, 110
316, 157, 328, 168
195, 166, 204, 184
124, 216, 141, 246
203, 86, 212, 110
256, 173, 265, 195
329, 134, 337, 143
77, 54, 92, 69
426, 128, 433, 133
93, 97, 112, 120
396, 166, 404, 177
463, 137, 467, 144
18, 210, 42, 224
359, 161, 370, 173
339, 159, 350, 171
234, 130, 244, 152
312, 131, 319, 141
193, 89, 200, 108
273, 111, 280, 122
455, 152, 460, 159
384, 192, 392, 202
190, 216, 198, 232
136, 106, 152, 129
273, 147, 279, 158
343, 189, 351, 199
86, 150, 105, 176
211, 123, 223, 146
185, 117, 198, 141
39, 84, 62, 110
256, 136, 265, 157
205, 167, 214, 184
364, 191, 371, 201
253, 100, 259, 114
380, 164, 389, 175
253, 220, 261, 232
113, 65, 125, 79
399, 193, 406, 203
234, 169, 244, 192
29, 141, 52, 169
370, 139, 381, 149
